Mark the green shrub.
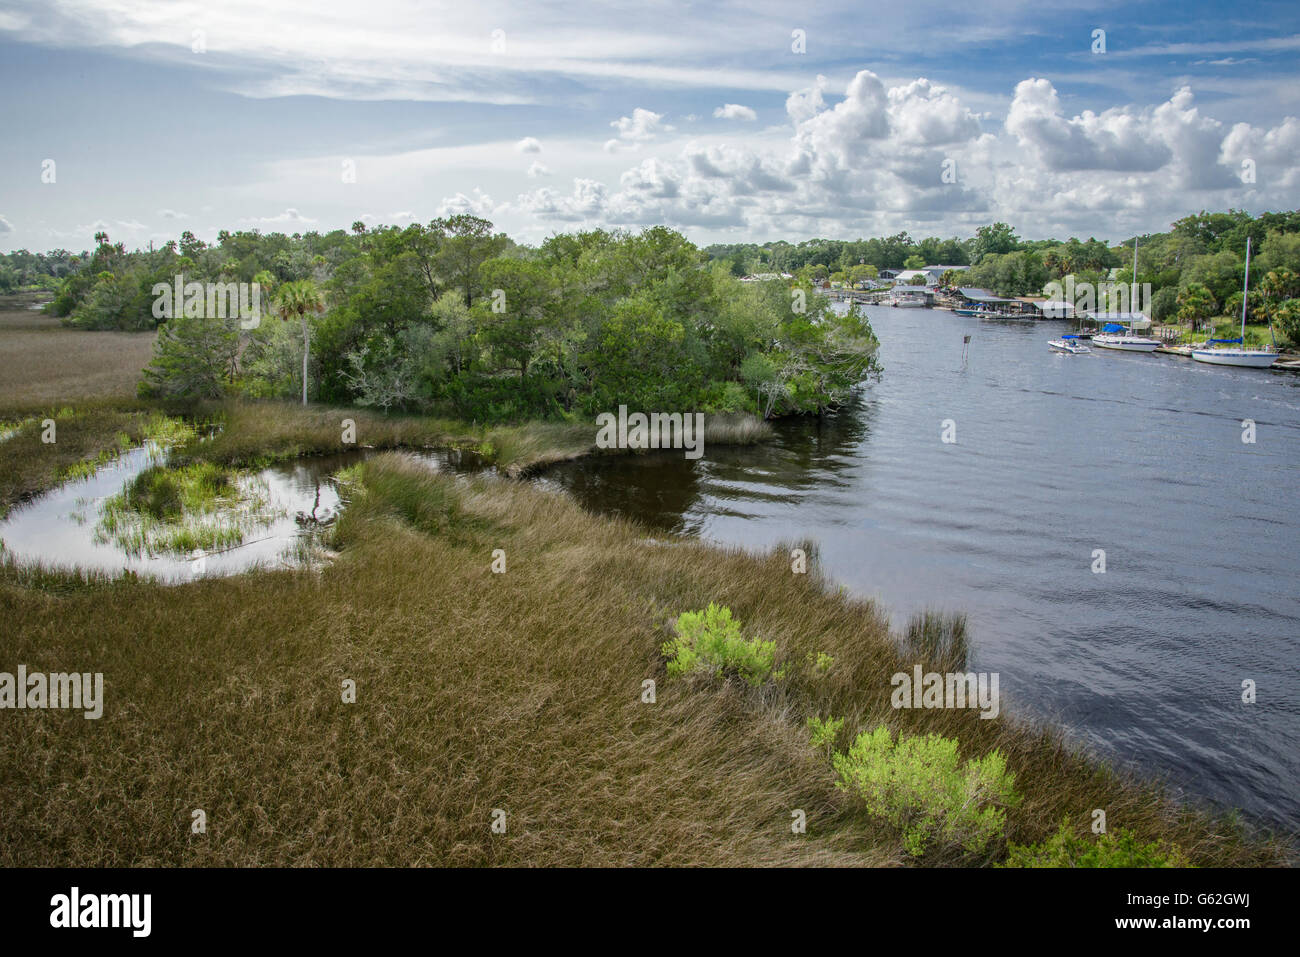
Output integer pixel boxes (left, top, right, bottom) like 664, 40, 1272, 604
805, 650, 835, 676
1002, 820, 1192, 868
807, 715, 844, 750
663, 603, 777, 687
832, 726, 1019, 857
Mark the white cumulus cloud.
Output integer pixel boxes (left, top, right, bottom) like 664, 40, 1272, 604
713, 103, 757, 121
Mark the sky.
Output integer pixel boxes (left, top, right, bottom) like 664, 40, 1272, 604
1, 0, 1299, 253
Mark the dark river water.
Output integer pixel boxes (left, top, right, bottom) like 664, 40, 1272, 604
542, 305, 1300, 831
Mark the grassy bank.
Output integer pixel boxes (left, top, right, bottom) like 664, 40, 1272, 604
0, 452, 1288, 866
0, 403, 169, 518
171, 399, 769, 475
1162, 319, 1287, 349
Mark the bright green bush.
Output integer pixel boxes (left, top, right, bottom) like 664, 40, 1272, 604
1002, 820, 1192, 868
663, 603, 777, 687
807, 715, 844, 750
832, 726, 1020, 857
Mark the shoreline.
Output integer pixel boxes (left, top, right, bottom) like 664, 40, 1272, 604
1, 445, 1292, 866
0, 300, 1293, 866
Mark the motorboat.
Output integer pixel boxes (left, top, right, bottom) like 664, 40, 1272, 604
1048, 335, 1091, 354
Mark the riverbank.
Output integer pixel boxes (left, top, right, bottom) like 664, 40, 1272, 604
1, 303, 1291, 866
1, 450, 1290, 866
0, 399, 772, 518
0, 294, 771, 503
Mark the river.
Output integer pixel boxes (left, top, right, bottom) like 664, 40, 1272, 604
541, 304, 1300, 831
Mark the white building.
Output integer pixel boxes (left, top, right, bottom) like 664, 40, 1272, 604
894, 265, 969, 286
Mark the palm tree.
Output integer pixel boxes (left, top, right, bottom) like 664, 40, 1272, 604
1177, 282, 1216, 338
274, 280, 325, 405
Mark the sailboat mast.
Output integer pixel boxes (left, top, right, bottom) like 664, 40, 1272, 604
1241, 236, 1251, 341
1133, 237, 1139, 317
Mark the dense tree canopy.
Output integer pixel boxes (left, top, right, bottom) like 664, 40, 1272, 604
67, 220, 880, 421
26, 207, 1300, 417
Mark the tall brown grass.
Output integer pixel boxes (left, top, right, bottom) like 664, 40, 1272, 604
0, 296, 155, 410
0, 453, 1288, 866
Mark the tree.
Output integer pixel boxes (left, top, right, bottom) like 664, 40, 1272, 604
971, 223, 1020, 263
1273, 299, 1300, 346
274, 280, 325, 405
1255, 230, 1300, 276
139, 313, 239, 399
477, 258, 559, 378
1176, 282, 1217, 333
849, 264, 878, 286
1150, 286, 1179, 325
964, 250, 1045, 297
740, 352, 784, 419
1259, 268, 1300, 304
938, 269, 965, 290
432, 214, 508, 308
903, 255, 926, 270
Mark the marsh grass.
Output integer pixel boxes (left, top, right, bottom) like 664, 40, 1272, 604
0, 403, 167, 518
902, 610, 971, 671
173, 400, 771, 477
0, 453, 1289, 867
95, 462, 279, 557
703, 412, 774, 446
0, 296, 155, 407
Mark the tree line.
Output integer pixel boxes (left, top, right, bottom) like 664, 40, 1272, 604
703, 211, 1300, 342
40, 218, 882, 421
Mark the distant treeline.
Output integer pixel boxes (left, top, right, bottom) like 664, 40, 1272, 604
30, 219, 880, 422
704, 210, 1300, 333
0, 248, 79, 293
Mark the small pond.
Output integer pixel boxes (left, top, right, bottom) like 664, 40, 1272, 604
0, 445, 481, 583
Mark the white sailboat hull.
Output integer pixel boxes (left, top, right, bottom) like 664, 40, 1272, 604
1190, 349, 1278, 368
1189, 239, 1280, 369
1092, 335, 1160, 352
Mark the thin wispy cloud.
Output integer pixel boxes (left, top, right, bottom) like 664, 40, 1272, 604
1, 0, 1298, 250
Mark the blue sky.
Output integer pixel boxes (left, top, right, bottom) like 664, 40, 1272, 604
2, 0, 1299, 253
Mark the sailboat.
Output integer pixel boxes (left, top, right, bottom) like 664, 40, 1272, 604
1191, 237, 1279, 369
1091, 237, 1160, 353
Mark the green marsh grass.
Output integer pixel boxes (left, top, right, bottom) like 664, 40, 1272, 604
0, 453, 1289, 866
0, 404, 177, 518
95, 462, 278, 557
